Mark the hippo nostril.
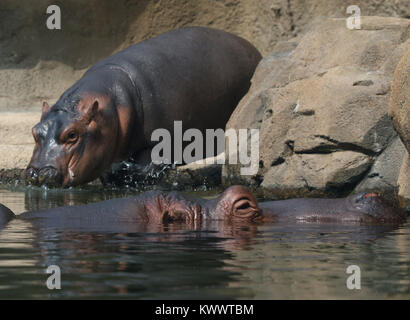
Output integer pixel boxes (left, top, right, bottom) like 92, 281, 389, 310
25, 167, 39, 184
26, 167, 37, 178
39, 167, 58, 180
33, 167, 63, 187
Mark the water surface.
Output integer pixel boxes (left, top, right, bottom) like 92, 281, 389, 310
0, 186, 409, 299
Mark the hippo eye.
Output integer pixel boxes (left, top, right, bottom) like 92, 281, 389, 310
236, 199, 251, 211
65, 131, 78, 143
232, 197, 260, 219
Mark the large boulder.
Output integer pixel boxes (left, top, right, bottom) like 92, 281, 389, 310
397, 154, 410, 208
355, 136, 406, 197
223, 17, 410, 200
389, 46, 410, 153
389, 47, 410, 207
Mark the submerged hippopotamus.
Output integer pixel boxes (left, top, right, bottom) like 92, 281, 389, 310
26, 27, 262, 187
0, 187, 406, 229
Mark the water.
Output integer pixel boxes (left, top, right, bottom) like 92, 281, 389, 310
0, 185, 409, 299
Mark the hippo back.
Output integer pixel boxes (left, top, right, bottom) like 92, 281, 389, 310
0, 203, 14, 226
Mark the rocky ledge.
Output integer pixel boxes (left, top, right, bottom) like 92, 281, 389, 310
223, 17, 410, 206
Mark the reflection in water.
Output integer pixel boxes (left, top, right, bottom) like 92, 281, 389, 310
0, 186, 409, 299
225, 223, 410, 299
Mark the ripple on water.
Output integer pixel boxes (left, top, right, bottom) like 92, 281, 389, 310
0, 187, 409, 299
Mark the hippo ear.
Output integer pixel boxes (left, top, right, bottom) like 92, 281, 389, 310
40, 102, 51, 121
42, 101, 51, 115
80, 100, 99, 123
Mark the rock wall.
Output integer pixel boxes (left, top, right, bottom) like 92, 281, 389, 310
1, 0, 410, 112
222, 16, 410, 202
0, 0, 410, 195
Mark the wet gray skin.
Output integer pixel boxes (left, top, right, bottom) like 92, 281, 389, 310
0, 187, 407, 231
259, 192, 407, 224
0, 186, 260, 232
0, 203, 14, 227
26, 110, 83, 187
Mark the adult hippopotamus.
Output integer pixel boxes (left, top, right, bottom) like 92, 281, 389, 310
25, 27, 262, 187
0, 187, 406, 229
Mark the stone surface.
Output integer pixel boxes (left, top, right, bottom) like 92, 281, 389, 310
355, 136, 406, 196
223, 17, 410, 200
397, 154, 410, 208
388, 44, 410, 206
261, 151, 372, 199
389, 48, 410, 153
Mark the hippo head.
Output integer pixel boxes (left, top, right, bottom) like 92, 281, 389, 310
346, 192, 406, 223
26, 94, 118, 187
145, 186, 262, 223
211, 185, 261, 221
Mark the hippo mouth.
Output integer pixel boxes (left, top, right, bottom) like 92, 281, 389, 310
25, 166, 63, 187
64, 154, 79, 187
63, 147, 88, 187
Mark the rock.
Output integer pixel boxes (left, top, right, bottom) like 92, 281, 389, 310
397, 154, 410, 209
388, 43, 410, 207
223, 17, 410, 199
389, 48, 410, 153
355, 136, 406, 197
261, 151, 372, 199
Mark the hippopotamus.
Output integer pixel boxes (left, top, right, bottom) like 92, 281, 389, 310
0, 187, 406, 230
25, 27, 262, 187
0, 203, 13, 227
